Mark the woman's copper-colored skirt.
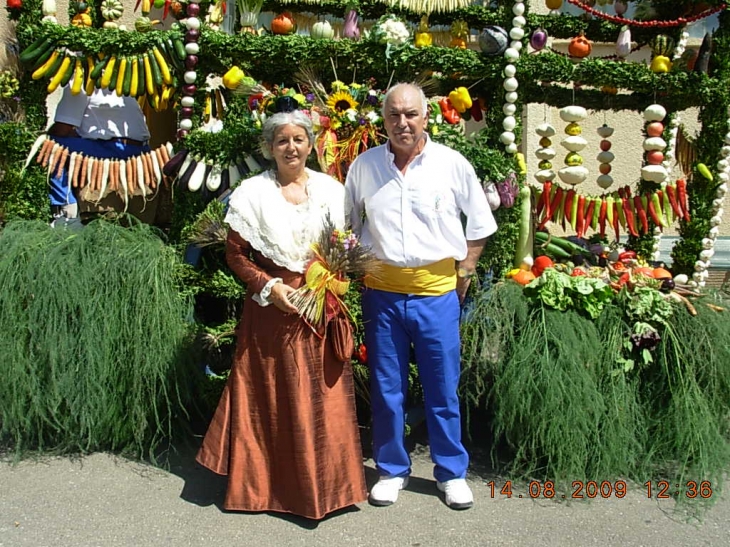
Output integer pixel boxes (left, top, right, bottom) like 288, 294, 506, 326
196, 269, 367, 520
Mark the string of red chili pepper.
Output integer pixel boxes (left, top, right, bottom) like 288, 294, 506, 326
565, 0, 726, 28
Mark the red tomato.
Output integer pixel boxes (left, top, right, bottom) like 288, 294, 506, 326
357, 343, 367, 364
571, 268, 587, 277
531, 255, 554, 277
7, 0, 22, 9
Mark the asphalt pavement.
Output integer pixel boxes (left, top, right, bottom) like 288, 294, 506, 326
1, 441, 728, 547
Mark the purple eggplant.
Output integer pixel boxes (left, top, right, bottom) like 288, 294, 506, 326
530, 28, 548, 51
162, 149, 189, 178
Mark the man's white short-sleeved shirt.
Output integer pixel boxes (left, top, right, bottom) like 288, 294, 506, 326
345, 137, 497, 268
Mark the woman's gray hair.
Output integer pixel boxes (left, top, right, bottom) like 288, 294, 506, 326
382, 83, 428, 118
260, 110, 315, 160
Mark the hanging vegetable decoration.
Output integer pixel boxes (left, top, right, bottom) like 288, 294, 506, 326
530, 28, 548, 51
640, 104, 669, 184
41, 0, 57, 22
615, 25, 632, 59
100, 0, 124, 29
499, 1, 526, 155
271, 12, 297, 35
596, 123, 615, 189
693, 128, 730, 286
450, 20, 469, 49
557, 105, 589, 186
478, 26, 509, 56
343, 5, 360, 40
71, 2, 93, 27
311, 19, 335, 40
568, 32, 592, 58
534, 122, 557, 185
414, 15, 432, 48
649, 34, 674, 73
177, 1, 202, 139
545, 0, 563, 13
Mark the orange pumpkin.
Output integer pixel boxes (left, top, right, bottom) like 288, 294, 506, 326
652, 267, 673, 279
271, 12, 297, 35
568, 33, 592, 58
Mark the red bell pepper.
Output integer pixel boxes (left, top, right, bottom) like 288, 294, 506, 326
439, 97, 461, 124
676, 178, 690, 221
634, 195, 649, 234
622, 197, 639, 237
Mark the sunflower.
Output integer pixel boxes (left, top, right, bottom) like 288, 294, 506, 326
327, 90, 359, 113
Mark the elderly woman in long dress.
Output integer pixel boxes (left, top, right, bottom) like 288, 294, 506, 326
196, 109, 367, 520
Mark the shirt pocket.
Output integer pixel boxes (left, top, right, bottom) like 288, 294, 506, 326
410, 188, 454, 219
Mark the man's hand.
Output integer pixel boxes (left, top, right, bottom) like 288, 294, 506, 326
456, 275, 472, 304
269, 282, 299, 314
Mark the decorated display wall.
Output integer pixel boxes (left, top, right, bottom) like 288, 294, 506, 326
3, 0, 730, 511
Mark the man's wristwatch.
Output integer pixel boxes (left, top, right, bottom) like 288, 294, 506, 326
457, 267, 476, 279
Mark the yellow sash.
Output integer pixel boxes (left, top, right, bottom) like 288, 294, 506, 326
365, 258, 456, 296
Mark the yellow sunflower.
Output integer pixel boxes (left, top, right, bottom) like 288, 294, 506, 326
327, 90, 359, 113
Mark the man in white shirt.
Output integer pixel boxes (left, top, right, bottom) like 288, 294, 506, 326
345, 83, 497, 510
48, 86, 150, 219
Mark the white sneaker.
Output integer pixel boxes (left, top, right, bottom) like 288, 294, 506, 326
369, 476, 409, 506
437, 478, 474, 510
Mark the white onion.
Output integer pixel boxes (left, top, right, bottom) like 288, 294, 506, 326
503, 103, 517, 116
509, 28, 524, 41
500, 131, 516, 145
505, 143, 519, 154
184, 71, 197, 84
504, 64, 517, 78
180, 118, 193, 130
502, 116, 517, 131
181, 96, 195, 107
185, 42, 200, 55
504, 48, 520, 61
512, 2, 525, 16
504, 92, 518, 103
186, 17, 201, 30
503, 77, 519, 91
512, 16, 526, 28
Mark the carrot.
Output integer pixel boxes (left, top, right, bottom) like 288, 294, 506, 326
109, 160, 118, 192
71, 152, 83, 187
78, 154, 88, 188
143, 152, 153, 188
37, 138, 52, 165
90, 157, 100, 192
158, 143, 170, 165
53, 147, 69, 180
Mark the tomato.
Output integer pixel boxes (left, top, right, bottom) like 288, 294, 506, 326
7, 0, 22, 9
570, 268, 587, 277
357, 343, 367, 364
531, 255, 554, 277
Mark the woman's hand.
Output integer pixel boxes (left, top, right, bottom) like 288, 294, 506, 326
269, 282, 299, 314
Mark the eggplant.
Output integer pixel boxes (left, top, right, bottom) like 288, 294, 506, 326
177, 156, 198, 189
530, 28, 547, 51
163, 149, 189, 178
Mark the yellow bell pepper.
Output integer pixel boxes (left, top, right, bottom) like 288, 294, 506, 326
448, 87, 472, 114
415, 32, 432, 48
222, 66, 245, 90
415, 15, 432, 48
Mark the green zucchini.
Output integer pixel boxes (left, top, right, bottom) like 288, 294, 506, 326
20, 36, 53, 64
89, 55, 109, 81
147, 51, 163, 87
122, 57, 133, 96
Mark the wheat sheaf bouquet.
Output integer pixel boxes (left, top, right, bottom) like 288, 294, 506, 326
289, 216, 380, 331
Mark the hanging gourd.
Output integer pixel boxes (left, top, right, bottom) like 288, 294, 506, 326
71, 2, 93, 27
545, 0, 562, 11
641, 104, 669, 183
596, 124, 615, 189
649, 35, 675, 73
100, 0, 123, 29
558, 106, 589, 185
450, 20, 469, 49
271, 12, 297, 35
478, 26, 509, 56
568, 32, 592, 59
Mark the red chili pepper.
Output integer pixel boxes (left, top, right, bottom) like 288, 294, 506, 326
439, 97, 461, 124
564, 189, 575, 223
665, 184, 682, 218
576, 195, 586, 238
598, 198, 608, 238
646, 193, 663, 228
676, 178, 691, 221
571, 268, 587, 277
542, 181, 553, 222
622, 197, 639, 237
163, 0, 171, 19
538, 185, 562, 229
612, 201, 621, 240
634, 195, 649, 234
623, 185, 632, 198
583, 198, 596, 236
